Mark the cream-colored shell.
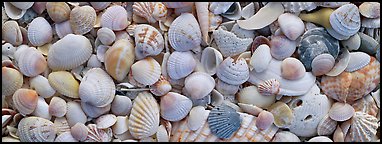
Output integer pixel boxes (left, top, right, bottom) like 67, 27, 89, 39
101, 5, 129, 31
112, 116, 129, 135
2, 20, 23, 46
131, 57, 161, 86
18, 117, 56, 142
184, 72, 215, 99
2, 67, 23, 96
132, 2, 168, 24
237, 85, 276, 109
168, 13, 201, 52
70, 5, 96, 35
30, 75, 56, 98
48, 71, 79, 98
66, 101, 87, 127
150, 76, 172, 96
134, 24, 164, 60
46, 2, 71, 23
104, 39, 135, 81
250, 44, 272, 72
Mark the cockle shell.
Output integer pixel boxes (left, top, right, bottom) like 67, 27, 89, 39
358, 2, 380, 19
216, 57, 249, 85
271, 131, 301, 142
97, 27, 115, 46
347, 112, 379, 142
66, 101, 87, 127
163, 2, 193, 8
128, 92, 160, 139
70, 5, 96, 35
79, 68, 115, 107
256, 111, 274, 131
32, 96, 51, 120
81, 102, 110, 118
4, 2, 27, 20
184, 72, 215, 99
12, 89, 38, 116
18, 117, 56, 142
55, 131, 78, 142
96, 114, 117, 129
10, 2, 34, 10
200, 47, 223, 75
270, 35, 296, 60
2, 67, 23, 96
54, 20, 73, 39
257, 79, 280, 96
329, 4, 361, 38
358, 32, 379, 55
89, 2, 111, 11
278, 13, 305, 40
167, 51, 196, 80
2, 20, 23, 46
237, 2, 284, 30
345, 52, 371, 72
187, 106, 210, 131
352, 94, 378, 117
281, 57, 306, 80
52, 117, 70, 135
160, 92, 192, 122
30, 75, 56, 98
281, 2, 317, 14
104, 39, 135, 81
311, 53, 335, 76
134, 24, 164, 60
317, 114, 337, 136
46, 2, 70, 23
212, 28, 252, 57
48, 71, 79, 98
131, 57, 161, 86
250, 44, 272, 72
207, 104, 242, 139
111, 95, 132, 116
14, 47, 47, 77
49, 96, 67, 117
237, 85, 276, 109
101, 5, 129, 31
168, 13, 201, 52
307, 136, 333, 142
329, 102, 355, 122
132, 2, 167, 24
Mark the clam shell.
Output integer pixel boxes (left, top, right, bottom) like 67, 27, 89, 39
10, 2, 34, 10
281, 2, 317, 14
134, 24, 164, 60
160, 92, 193, 121
256, 111, 274, 131
55, 131, 78, 142
352, 94, 378, 117
133, 2, 167, 24
241, 2, 255, 20
317, 114, 337, 136
48, 71, 79, 98
46, 2, 71, 23
18, 117, 56, 142
32, 96, 52, 120
257, 79, 280, 96
2, 67, 23, 96
150, 76, 172, 96
131, 57, 161, 86
163, 2, 193, 8
2, 20, 23, 46
341, 33, 361, 51
89, 2, 111, 11
237, 2, 284, 30
70, 6, 96, 35
104, 39, 135, 81
329, 4, 361, 37
329, 102, 355, 122
4, 2, 27, 20
215, 78, 239, 96
48, 96, 67, 117
270, 35, 296, 60
96, 114, 117, 129
250, 44, 272, 72
207, 104, 242, 139
237, 85, 276, 109
212, 28, 252, 57
66, 101, 87, 127
326, 47, 351, 76
311, 53, 335, 76
307, 136, 333, 142
216, 57, 249, 85
278, 13, 305, 40
187, 106, 210, 131
112, 116, 129, 135
167, 51, 196, 80
358, 2, 380, 19
268, 101, 293, 128
200, 47, 223, 75
271, 131, 301, 142
128, 92, 160, 139
81, 102, 110, 118
101, 5, 129, 31
184, 72, 215, 99
220, 2, 241, 21
70, 123, 88, 141
168, 13, 201, 52
15, 47, 47, 77
12, 89, 38, 116
97, 27, 115, 46
111, 95, 132, 116
30, 75, 56, 98
358, 32, 379, 55
347, 112, 379, 142
54, 20, 73, 39
281, 57, 306, 80
345, 52, 371, 72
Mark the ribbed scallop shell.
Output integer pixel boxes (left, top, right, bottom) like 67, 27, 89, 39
81, 102, 110, 118
18, 117, 56, 142
250, 44, 272, 73
101, 5, 129, 31
89, 2, 110, 11
184, 72, 215, 99
16, 47, 47, 77
207, 104, 242, 139
281, 2, 317, 13
168, 13, 201, 52
134, 24, 164, 60
345, 52, 371, 72
133, 2, 167, 24
30, 75, 56, 98
2, 20, 23, 46
70, 6, 96, 35
66, 101, 87, 127
216, 57, 249, 85
150, 76, 172, 96
277, 13, 304, 40
163, 2, 193, 8
347, 112, 379, 142
281, 57, 306, 80
79, 68, 115, 107
55, 20, 73, 39
48, 71, 79, 98
257, 79, 280, 96
131, 57, 161, 86
352, 94, 378, 117
84, 124, 112, 142
160, 92, 193, 121
49, 96, 67, 117
358, 2, 380, 19
10, 2, 34, 10
270, 35, 296, 60
97, 27, 115, 46
104, 39, 135, 81
212, 28, 252, 57
12, 88, 38, 116
256, 111, 274, 130
311, 53, 335, 76
46, 2, 70, 23
2, 67, 23, 96
329, 4, 361, 37
317, 114, 337, 136
128, 92, 160, 139
167, 51, 196, 80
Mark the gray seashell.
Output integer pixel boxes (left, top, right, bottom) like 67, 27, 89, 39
345, 52, 371, 72
212, 27, 252, 57
358, 32, 379, 55
329, 4, 361, 37
207, 104, 242, 139
281, 2, 317, 14
326, 27, 350, 40
55, 20, 73, 39
209, 2, 234, 14
216, 57, 249, 85
18, 9, 37, 25
241, 2, 255, 20
10, 2, 34, 10
221, 2, 242, 21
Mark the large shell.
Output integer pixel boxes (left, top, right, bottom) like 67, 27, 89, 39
347, 112, 379, 142
49, 96, 67, 117
18, 117, 56, 142
307, 136, 333, 142
237, 2, 284, 30
30, 75, 56, 98
134, 24, 164, 60
131, 57, 161, 86
277, 13, 305, 40
48, 71, 79, 98
111, 95, 132, 116
358, 2, 380, 19
160, 92, 193, 122
184, 72, 215, 99
46, 2, 71, 23
2, 20, 23, 46
345, 52, 371, 72
104, 39, 135, 81
271, 131, 301, 142
128, 92, 160, 139
70, 5, 96, 35
200, 47, 223, 75
168, 13, 201, 52
167, 51, 196, 80
54, 20, 73, 39
2, 67, 23, 96
352, 94, 378, 117
216, 57, 249, 85
101, 5, 129, 31
270, 35, 296, 60
207, 104, 242, 139
281, 57, 306, 80
212, 28, 252, 57
66, 101, 87, 127
132, 2, 167, 24
79, 68, 115, 107
329, 102, 355, 122
281, 2, 317, 14
97, 27, 115, 46
329, 4, 361, 37
12, 89, 38, 116
317, 114, 337, 136
311, 53, 335, 76
250, 44, 272, 72
15, 47, 47, 77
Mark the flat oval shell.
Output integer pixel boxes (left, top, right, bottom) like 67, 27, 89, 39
281, 57, 306, 80
311, 53, 335, 76
48, 71, 79, 98
250, 44, 272, 73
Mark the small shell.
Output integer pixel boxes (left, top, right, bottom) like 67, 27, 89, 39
270, 35, 296, 60
54, 20, 73, 39
32, 96, 52, 120
237, 85, 276, 109
281, 2, 317, 14
215, 78, 239, 96
212, 28, 252, 57
70, 6, 96, 35
316, 2, 350, 8
2, 20, 23, 46
281, 57, 306, 80
329, 4, 361, 37
333, 125, 344, 142
200, 47, 223, 75
307, 136, 333, 142
66, 101, 87, 127
97, 27, 115, 46
101, 5, 129, 31
55, 131, 78, 142
345, 52, 371, 72
167, 51, 196, 80
250, 44, 272, 72
132, 2, 167, 24
237, 103, 263, 116
328, 102, 355, 122
311, 53, 335, 76
104, 39, 135, 81
81, 102, 110, 118
160, 92, 193, 122
96, 114, 117, 129
209, 2, 233, 14
111, 95, 132, 116
12, 89, 38, 116
268, 101, 293, 128
18, 117, 56, 142
341, 33, 361, 51
89, 2, 111, 11
87, 54, 102, 68
112, 116, 129, 135
216, 57, 249, 85
156, 125, 169, 142
272, 131, 301, 142
10, 2, 34, 10
317, 114, 337, 136
187, 106, 209, 131
4, 2, 27, 20
347, 112, 378, 142
195, 2, 209, 45
358, 2, 380, 19
2, 67, 23, 96
358, 32, 379, 55
207, 104, 242, 139
257, 79, 280, 96
278, 13, 305, 40
46, 2, 71, 23
48, 71, 79, 98
256, 111, 274, 130
30, 75, 56, 98
70, 123, 89, 141
134, 24, 164, 60
168, 13, 201, 52
49, 96, 67, 117
237, 2, 284, 30
352, 94, 378, 117
184, 72, 215, 99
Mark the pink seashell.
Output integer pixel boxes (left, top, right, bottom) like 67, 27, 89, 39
311, 54, 335, 76
328, 102, 355, 122
32, 2, 47, 15
277, 13, 305, 40
281, 57, 306, 80
256, 110, 275, 130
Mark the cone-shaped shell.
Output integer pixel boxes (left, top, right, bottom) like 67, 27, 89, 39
216, 57, 249, 85
46, 2, 70, 23
329, 4, 361, 37
184, 72, 215, 99
160, 92, 193, 121
131, 57, 161, 86
212, 28, 252, 57
104, 39, 135, 81
101, 5, 129, 31
195, 2, 210, 45
329, 102, 355, 122
281, 57, 306, 80
134, 24, 164, 60
250, 44, 272, 72
278, 13, 305, 40
12, 88, 38, 116
15, 47, 47, 77
18, 117, 56, 142
30, 75, 56, 98
2, 20, 23, 46
48, 71, 79, 98
167, 51, 196, 80
207, 104, 242, 139
70, 6, 96, 35
168, 13, 201, 51
2, 67, 23, 96
347, 112, 378, 142
49, 96, 67, 117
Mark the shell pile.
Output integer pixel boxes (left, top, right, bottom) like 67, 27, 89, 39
1, 2, 380, 142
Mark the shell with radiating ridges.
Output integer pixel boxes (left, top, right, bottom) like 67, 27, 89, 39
131, 57, 161, 86
12, 88, 38, 116
55, 131, 78, 142
329, 4, 361, 37
18, 117, 56, 142
329, 102, 355, 122
97, 27, 115, 46
160, 92, 193, 122
184, 72, 215, 99
167, 51, 196, 80
69, 6, 96, 35
168, 13, 201, 52
84, 124, 112, 142
150, 76, 172, 96
49, 96, 67, 117
216, 57, 249, 85
134, 24, 164, 60
207, 104, 242, 139
132, 2, 167, 24
95, 114, 117, 129
2, 67, 23, 96
358, 2, 380, 19
277, 13, 305, 40
352, 94, 378, 117
48, 71, 79, 98
317, 114, 337, 136
46, 2, 71, 23
345, 52, 371, 72
270, 35, 296, 60
212, 28, 252, 57
30, 75, 56, 98
311, 53, 335, 76
15, 47, 47, 77
257, 79, 280, 96
104, 39, 135, 81
250, 44, 272, 73
2, 20, 23, 46
101, 5, 129, 31
346, 112, 379, 142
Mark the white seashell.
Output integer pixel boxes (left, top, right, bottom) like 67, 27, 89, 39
317, 114, 337, 136
66, 101, 87, 127
167, 51, 196, 80
96, 114, 117, 129
54, 20, 73, 39
69, 5, 96, 35
12, 89, 38, 116
163, 2, 193, 8
326, 48, 351, 76
156, 125, 169, 142
241, 2, 256, 20
345, 52, 371, 72
49, 96, 67, 117
30, 75, 56, 98
87, 54, 102, 68
10, 2, 34, 10
111, 95, 132, 116
150, 76, 172, 96
2, 67, 23, 96
96, 45, 108, 63
328, 102, 355, 122
168, 13, 201, 52
216, 57, 249, 85
187, 106, 209, 131
131, 57, 161, 86
101, 5, 129, 31
2, 20, 23, 46
32, 96, 52, 120
221, 2, 242, 21
212, 28, 252, 57
112, 116, 129, 135
346, 112, 379, 142
278, 13, 305, 40
81, 102, 110, 118
329, 4, 361, 37
237, 2, 284, 30
4, 2, 27, 20
238, 103, 264, 116
46, 2, 71, 23
104, 39, 135, 81
184, 72, 215, 99
132, 2, 167, 24
97, 27, 115, 46
89, 2, 111, 11
18, 117, 56, 142
209, 12, 223, 32
210, 89, 224, 106
307, 136, 333, 142
215, 78, 239, 96
270, 35, 296, 60
200, 47, 223, 75
237, 85, 276, 109
53, 117, 71, 135
311, 53, 335, 76
15, 47, 47, 77
272, 131, 301, 142
250, 44, 272, 72
55, 131, 78, 142
281, 2, 317, 14
209, 2, 234, 14
160, 92, 193, 122
134, 24, 164, 60
195, 2, 209, 46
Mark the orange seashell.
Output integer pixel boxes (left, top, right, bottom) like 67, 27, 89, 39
104, 39, 135, 81
12, 88, 38, 116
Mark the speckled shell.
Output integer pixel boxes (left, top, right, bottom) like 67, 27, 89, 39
352, 94, 378, 117
101, 5, 129, 31
184, 72, 215, 99
163, 2, 193, 8
55, 20, 73, 39
48, 71, 79, 98
12, 88, 38, 116
311, 53, 335, 76
237, 85, 276, 109
168, 13, 201, 52
131, 57, 161, 86
133, 2, 167, 24
277, 13, 305, 40
281, 57, 306, 80
250, 44, 272, 73
30, 75, 56, 98
15, 47, 47, 77
281, 2, 317, 14
201, 47, 223, 75
89, 2, 110, 11
317, 114, 337, 136
46, 2, 70, 23
66, 101, 87, 127
212, 28, 252, 57
270, 35, 296, 60
329, 4, 361, 37
70, 6, 96, 35
160, 92, 193, 122
345, 52, 371, 72
79, 68, 115, 107
10, 2, 34, 10
329, 102, 355, 122
358, 2, 380, 19
2, 21, 23, 46
167, 51, 196, 80
2, 67, 23, 96
111, 95, 132, 116
134, 24, 164, 60
104, 39, 135, 81
97, 27, 115, 46
18, 117, 56, 142
347, 112, 379, 142
216, 57, 249, 85
48, 96, 67, 117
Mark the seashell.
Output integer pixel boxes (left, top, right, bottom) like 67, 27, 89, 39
237, 2, 284, 30
156, 125, 169, 142
257, 79, 280, 96
241, 2, 255, 20
215, 78, 239, 96
237, 103, 263, 116
277, 13, 304, 41
163, 2, 193, 8
18, 117, 56, 142
347, 112, 379, 142
307, 136, 333, 142
329, 4, 361, 38
104, 39, 135, 81
2, 43, 16, 59
167, 51, 196, 80
96, 114, 117, 129
70, 123, 88, 141
89, 2, 111, 11
15, 47, 47, 77
326, 48, 351, 76
256, 111, 274, 131
187, 106, 210, 131
299, 7, 333, 29
55, 131, 78, 142
237, 85, 276, 109
81, 102, 110, 118
29, 75, 56, 98
2, 20, 23, 46
160, 92, 193, 122
358, 32, 379, 55
281, 57, 306, 80
69, 5, 96, 35
200, 47, 223, 75
209, 12, 223, 32
216, 57, 249, 85
79, 68, 115, 107
84, 124, 112, 142
112, 116, 129, 135
345, 52, 371, 73
128, 92, 160, 139
31, 2, 46, 15
97, 27, 115, 46
134, 24, 164, 60
328, 102, 355, 122
316, 2, 350, 8
48, 71, 79, 98
281, 2, 317, 14
250, 44, 272, 72
12, 89, 38, 116
150, 76, 172, 96
352, 94, 378, 118
230, 23, 256, 40
207, 104, 241, 139
10, 2, 34, 10
2, 67, 23, 96
333, 125, 345, 142
52, 117, 70, 135
361, 17, 380, 29
270, 35, 296, 60
132, 2, 167, 24
358, 2, 380, 19
48, 96, 67, 117
101, 5, 129, 31
184, 72, 215, 99
268, 101, 293, 128
87, 54, 102, 68
317, 114, 337, 136
54, 20, 73, 39
131, 57, 161, 86
220, 2, 242, 21
2, 137, 19, 142
311, 53, 335, 76
32, 96, 52, 120
209, 2, 234, 14
46, 2, 70, 23
210, 89, 224, 106
195, 2, 209, 45
272, 131, 301, 142
4, 2, 27, 20
66, 101, 87, 127
341, 34, 361, 52
168, 13, 201, 52
212, 28, 252, 57
111, 95, 132, 116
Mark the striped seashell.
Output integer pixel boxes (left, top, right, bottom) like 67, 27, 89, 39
131, 57, 161, 86
48, 71, 79, 98
212, 28, 252, 57
80, 102, 110, 118
311, 53, 335, 76
195, 2, 209, 45
12, 88, 38, 116
270, 35, 296, 60
18, 117, 56, 142
207, 104, 242, 139
96, 114, 117, 129
160, 92, 193, 122
345, 52, 371, 72
89, 2, 111, 11
30, 75, 56, 98
346, 112, 378, 142
71, 123, 89, 141
111, 95, 132, 116
55, 131, 78, 142
329, 4, 361, 38
150, 76, 172, 96
167, 51, 196, 80
132, 2, 167, 24
54, 20, 73, 39
168, 13, 201, 52
97, 27, 115, 46
10, 2, 34, 10
101, 5, 129, 31
256, 111, 274, 131
163, 2, 193, 8
352, 94, 378, 117
358, 2, 380, 19
2, 20, 23, 46
32, 96, 52, 120
46, 2, 71, 23
257, 79, 280, 96
104, 39, 135, 81
317, 114, 337, 136
216, 57, 249, 85
277, 13, 305, 40
250, 44, 272, 72
329, 102, 355, 122
361, 17, 380, 29
15, 46, 47, 77
341, 33, 361, 51
281, 57, 306, 80
272, 131, 301, 142
134, 24, 164, 60
49, 96, 67, 117
358, 32, 379, 55
53, 117, 71, 135
70, 6, 96, 35
2, 67, 23, 96
66, 101, 87, 127
4, 2, 27, 20
184, 72, 215, 99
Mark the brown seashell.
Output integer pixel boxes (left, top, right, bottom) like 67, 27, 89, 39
70, 6, 96, 35
134, 24, 164, 60
46, 2, 71, 23
281, 57, 306, 80
251, 36, 270, 54
329, 102, 355, 122
104, 39, 135, 82
12, 88, 38, 116
256, 110, 274, 130
333, 125, 344, 142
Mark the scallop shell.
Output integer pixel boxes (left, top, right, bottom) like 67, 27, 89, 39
160, 92, 193, 122
89, 2, 111, 11
352, 94, 378, 117
195, 2, 209, 45
270, 35, 296, 60
4, 2, 27, 20
250, 44, 272, 72
271, 131, 301, 142
101, 5, 129, 31
96, 114, 117, 129
168, 13, 201, 52
48, 71, 79, 98
277, 13, 305, 40
54, 20, 73, 39
104, 39, 135, 81
55, 131, 78, 142
307, 136, 333, 142
12, 89, 38, 116
317, 114, 337, 136
212, 28, 252, 57
347, 112, 379, 142
10, 2, 34, 10
46, 2, 70, 23
358, 2, 380, 19
84, 124, 112, 142
207, 104, 241, 139
311, 53, 335, 76
131, 57, 161, 86
81, 102, 110, 118
70, 5, 96, 35
281, 57, 306, 80
184, 72, 215, 99
111, 95, 132, 116
132, 2, 167, 24
18, 117, 56, 142
66, 101, 87, 127
150, 76, 172, 96
70, 123, 88, 141
2, 67, 23, 96
167, 51, 196, 80
237, 2, 284, 30
329, 4, 361, 37
256, 111, 274, 131
215, 78, 239, 96
216, 57, 249, 85
328, 102, 355, 122
2, 20, 23, 46
281, 2, 317, 14
345, 52, 371, 72
134, 24, 164, 60
97, 27, 115, 46
200, 47, 223, 75
32, 96, 52, 120
268, 101, 293, 128
257, 79, 280, 96
163, 2, 193, 8
48, 96, 67, 117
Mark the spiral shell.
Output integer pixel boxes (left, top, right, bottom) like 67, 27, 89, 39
18, 117, 56, 142
134, 24, 164, 60
167, 51, 196, 80
2, 20, 23, 46
48, 71, 80, 98
216, 57, 249, 85
104, 39, 135, 81
12, 88, 38, 116
97, 27, 115, 46
168, 13, 201, 52
131, 57, 161, 86
70, 5, 96, 35
133, 2, 167, 24
15, 47, 47, 77
46, 2, 71, 23
101, 5, 129, 31
2, 67, 23, 96
160, 92, 193, 121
